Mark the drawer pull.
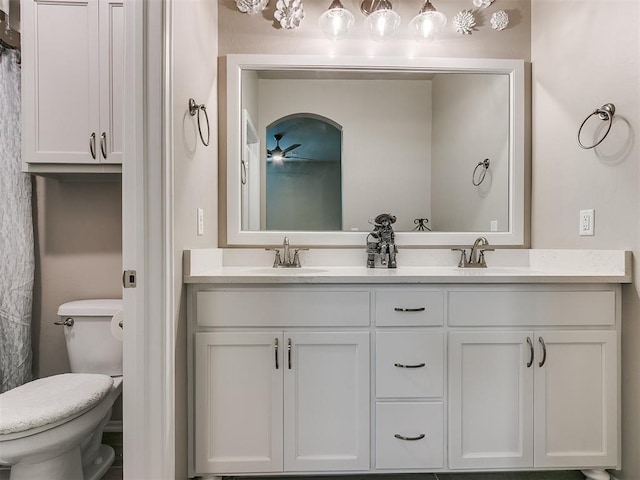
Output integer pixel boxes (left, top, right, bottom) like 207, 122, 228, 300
526, 336, 534, 368
274, 338, 279, 370
394, 433, 426, 441
288, 338, 292, 370
394, 362, 426, 369
394, 307, 426, 312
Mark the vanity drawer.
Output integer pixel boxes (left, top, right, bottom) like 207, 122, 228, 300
448, 288, 616, 326
376, 402, 444, 469
375, 290, 444, 326
376, 330, 444, 398
196, 289, 370, 327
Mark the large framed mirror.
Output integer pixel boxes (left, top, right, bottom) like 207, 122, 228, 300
223, 54, 527, 247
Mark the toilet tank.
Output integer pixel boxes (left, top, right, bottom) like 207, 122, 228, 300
57, 299, 123, 376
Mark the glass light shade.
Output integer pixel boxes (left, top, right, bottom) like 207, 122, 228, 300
366, 9, 401, 41
409, 10, 447, 42
319, 6, 355, 40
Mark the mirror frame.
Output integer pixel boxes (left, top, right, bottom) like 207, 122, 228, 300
224, 54, 527, 247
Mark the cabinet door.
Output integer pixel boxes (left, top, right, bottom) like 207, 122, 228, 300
22, 0, 100, 164
534, 330, 617, 468
284, 332, 370, 471
98, 0, 124, 164
449, 331, 534, 469
194, 332, 283, 474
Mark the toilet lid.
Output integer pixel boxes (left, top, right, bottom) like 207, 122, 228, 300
0, 373, 114, 435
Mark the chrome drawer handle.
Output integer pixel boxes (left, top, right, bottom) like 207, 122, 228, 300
274, 338, 279, 370
287, 338, 292, 370
394, 307, 425, 312
394, 433, 425, 441
394, 362, 426, 369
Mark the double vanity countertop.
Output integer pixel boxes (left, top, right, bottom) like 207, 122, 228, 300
184, 249, 633, 285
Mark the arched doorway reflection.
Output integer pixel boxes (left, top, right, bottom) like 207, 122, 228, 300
265, 114, 342, 231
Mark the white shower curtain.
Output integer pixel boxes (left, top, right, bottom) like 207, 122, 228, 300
0, 48, 33, 393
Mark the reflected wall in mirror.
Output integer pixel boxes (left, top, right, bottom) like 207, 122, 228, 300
226, 55, 526, 246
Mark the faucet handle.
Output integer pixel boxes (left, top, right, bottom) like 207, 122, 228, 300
266, 248, 283, 267
292, 248, 308, 267
451, 248, 468, 268
478, 247, 494, 267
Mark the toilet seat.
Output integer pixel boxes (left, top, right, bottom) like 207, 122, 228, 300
0, 374, 114, 440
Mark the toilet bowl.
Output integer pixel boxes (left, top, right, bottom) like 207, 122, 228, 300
0, 299, 123, 480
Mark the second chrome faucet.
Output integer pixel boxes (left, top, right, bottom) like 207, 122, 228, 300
266, 237, 308, 268
452, 237, 495, 268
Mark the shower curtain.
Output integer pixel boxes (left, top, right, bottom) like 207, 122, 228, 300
0, 48, 33, 393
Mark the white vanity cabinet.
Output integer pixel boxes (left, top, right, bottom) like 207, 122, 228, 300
188, 281, 622, 479
192, 288, 371, 475
448, 286, 619, 471
21, 0, 124, 173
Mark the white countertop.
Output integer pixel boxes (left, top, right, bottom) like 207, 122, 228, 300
183, 249, 632, 284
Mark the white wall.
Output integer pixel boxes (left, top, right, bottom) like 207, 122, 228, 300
171, 1, 218, 478
531, 2, 640, 479
258, 78, 431, 231
431, 74, 510, 232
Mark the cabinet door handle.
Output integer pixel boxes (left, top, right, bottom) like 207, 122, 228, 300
100, 132, 107, 159
394, 307, 426, 312
394, 433, 425, 441
538, 336, 547, 367
89, 132, 96, 159
274, 338, 279, 370
394, 362, 426, 369
287, 338, 292, 370
526, 336, 534, 368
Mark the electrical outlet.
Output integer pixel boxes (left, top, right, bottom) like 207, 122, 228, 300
197, 208, 204, 236
579, 209, 594, 236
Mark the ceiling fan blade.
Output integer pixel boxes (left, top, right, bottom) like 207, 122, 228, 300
282, 143, 302, 154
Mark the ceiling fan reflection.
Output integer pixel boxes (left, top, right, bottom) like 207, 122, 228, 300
267, 133, 301, 162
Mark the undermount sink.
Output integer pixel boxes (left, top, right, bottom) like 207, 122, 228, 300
244, 267, 329, 275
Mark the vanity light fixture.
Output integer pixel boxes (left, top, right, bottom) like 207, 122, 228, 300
409, 0, 447, 42
319, 0, 355, 40
361, 0, 401, 41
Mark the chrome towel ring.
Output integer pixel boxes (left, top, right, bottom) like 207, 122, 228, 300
578, 103, 615, 149
188, 98, 210, 147
472, 158, 490, 186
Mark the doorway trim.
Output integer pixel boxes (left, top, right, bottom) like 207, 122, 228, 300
123, 1, 175, 478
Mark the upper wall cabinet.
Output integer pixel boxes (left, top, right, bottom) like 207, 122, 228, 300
21, 0, 124, 174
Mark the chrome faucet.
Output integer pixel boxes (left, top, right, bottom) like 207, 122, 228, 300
452, 237, 495, 268
266, 236, 308, 268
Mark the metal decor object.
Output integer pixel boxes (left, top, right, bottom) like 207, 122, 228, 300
578, 103, 615, 149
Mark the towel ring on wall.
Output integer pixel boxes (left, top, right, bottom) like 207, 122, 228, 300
188, 98, 210, 147
472, 158, 490, 186
577, 103, 615, 149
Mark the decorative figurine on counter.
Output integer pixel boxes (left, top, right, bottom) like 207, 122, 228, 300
366, 213, 398, 269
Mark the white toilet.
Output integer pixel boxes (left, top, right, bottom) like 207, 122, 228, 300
0, 299, 123, 480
